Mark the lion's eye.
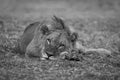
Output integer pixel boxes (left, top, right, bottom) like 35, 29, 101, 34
47, 39, 51, 45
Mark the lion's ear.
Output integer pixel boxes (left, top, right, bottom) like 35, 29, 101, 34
52, 15, 65, 30
70, 32, 78, 42
40, 24, 49, 35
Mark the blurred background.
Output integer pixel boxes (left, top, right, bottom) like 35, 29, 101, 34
0, 0, 120, 20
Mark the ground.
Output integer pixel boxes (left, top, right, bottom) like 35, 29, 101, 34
0, 0, 120, 80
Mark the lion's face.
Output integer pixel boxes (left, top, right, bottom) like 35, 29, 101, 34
44, 30, 71, 57
42, 16, 78, 58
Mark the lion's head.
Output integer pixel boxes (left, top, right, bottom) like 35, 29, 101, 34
43, 16, 78, 58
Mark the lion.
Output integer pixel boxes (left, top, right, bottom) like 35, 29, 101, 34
18, 16, 78, 60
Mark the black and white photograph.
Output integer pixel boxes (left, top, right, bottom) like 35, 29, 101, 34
0, 0, 120, 80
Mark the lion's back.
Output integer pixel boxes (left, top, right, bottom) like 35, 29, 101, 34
19, 22, 41, 54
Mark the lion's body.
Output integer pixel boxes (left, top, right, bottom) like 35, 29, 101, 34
18, 16, 78, 59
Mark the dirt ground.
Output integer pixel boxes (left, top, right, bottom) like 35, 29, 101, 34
0, 0, 120, 80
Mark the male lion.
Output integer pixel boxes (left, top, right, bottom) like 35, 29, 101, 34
18, 16, 78, 60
